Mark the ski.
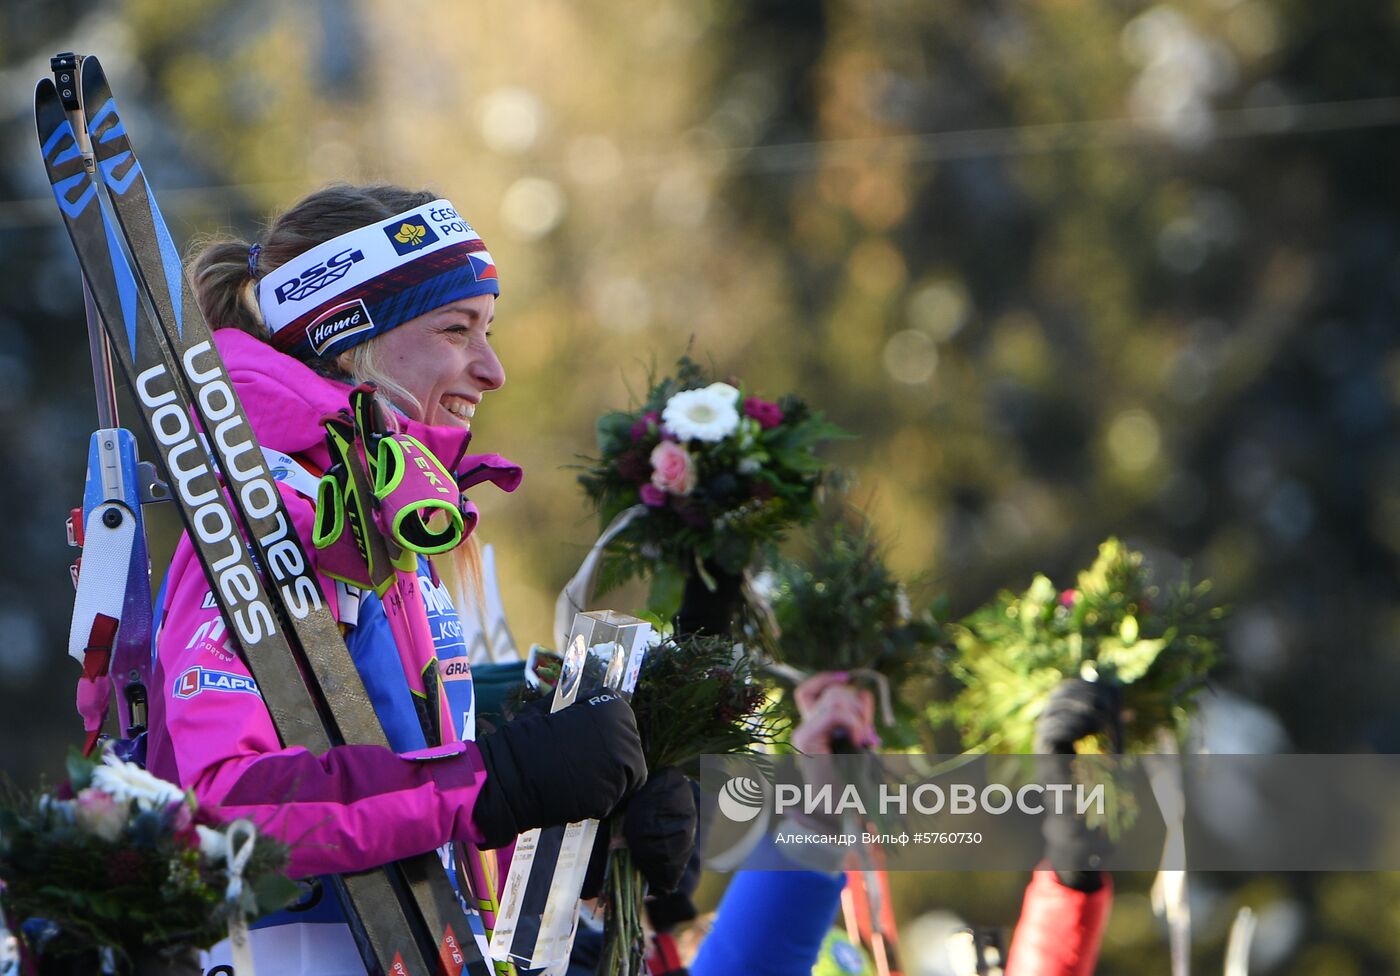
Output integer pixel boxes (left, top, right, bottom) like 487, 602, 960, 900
37, 56, 496, 976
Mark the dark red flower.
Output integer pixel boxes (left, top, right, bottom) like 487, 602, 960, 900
630, 411, 660, 442
105, 849, 148, 887
670, 496, 709, 527
743, 397, 784, 429
615, 447, 652, 485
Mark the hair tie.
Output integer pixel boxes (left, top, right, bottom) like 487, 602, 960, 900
247, 243, 262, 278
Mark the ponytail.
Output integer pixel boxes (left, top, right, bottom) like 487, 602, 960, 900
190, 237, 267, 338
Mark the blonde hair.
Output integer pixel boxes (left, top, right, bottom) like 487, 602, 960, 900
336, 340, 420, 420
434, 537, 486, 637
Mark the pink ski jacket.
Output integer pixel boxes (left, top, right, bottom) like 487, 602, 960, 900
144, 328, 521, 878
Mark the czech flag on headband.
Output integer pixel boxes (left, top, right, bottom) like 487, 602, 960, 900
468, 251, 498, 283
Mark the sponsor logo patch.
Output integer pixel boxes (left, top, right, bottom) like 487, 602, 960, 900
438, 927, 465, 969
442, 657, 472, 681
272, 247, 365, 304
383, 213, 439, 255
305, 299, 374, 355
174, 666, 261, 700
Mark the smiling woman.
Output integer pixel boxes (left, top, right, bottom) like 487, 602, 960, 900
139, 183, 650, 975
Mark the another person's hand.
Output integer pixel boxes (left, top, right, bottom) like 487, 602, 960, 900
581, 766, 699, 899
792, 671, 879, 754
623, 767, 699, 892
1033, 678, 1121, 892
472, 693, 646, 849
1033, 677, 1121, 755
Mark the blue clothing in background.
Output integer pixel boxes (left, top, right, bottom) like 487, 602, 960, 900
692, 835, 846, 976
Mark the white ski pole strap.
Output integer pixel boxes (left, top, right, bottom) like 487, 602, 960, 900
480, 543, 519, 663
224, 819, 258, 976
552, 504, 646, 651
1148, 729, 1190, 976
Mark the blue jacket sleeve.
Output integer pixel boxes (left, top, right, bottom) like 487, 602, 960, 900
691, 864, 845, 976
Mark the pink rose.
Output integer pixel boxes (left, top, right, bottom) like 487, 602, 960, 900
743, 397, 783, 429
650, 441, 696, 496
640, 483, 667, 507
73, 788, 125, 842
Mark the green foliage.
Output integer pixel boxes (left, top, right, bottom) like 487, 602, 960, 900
0, 751, 297, 964
935, 539, 1225, 754
757, 513, 945, 748
630, 633, 788, 770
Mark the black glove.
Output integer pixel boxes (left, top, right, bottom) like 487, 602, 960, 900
472, 693, 646, 849
623, 767, 698, 893
580, 767, 699, 899
1034, 678, 1121, 754
1034, 678, 1121, 892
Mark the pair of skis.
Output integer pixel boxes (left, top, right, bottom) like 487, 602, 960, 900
36, 53, 503, 976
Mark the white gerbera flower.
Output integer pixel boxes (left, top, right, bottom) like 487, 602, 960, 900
662, 386, 741, 442
91, 754, 186, 812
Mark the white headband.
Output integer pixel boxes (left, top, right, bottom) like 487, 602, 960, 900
256, 198, 498, 357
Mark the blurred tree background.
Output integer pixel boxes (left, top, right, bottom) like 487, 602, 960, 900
1, 1, 1398, 972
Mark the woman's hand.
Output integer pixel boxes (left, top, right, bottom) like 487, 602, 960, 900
471, 693, 646, 849
791, 672, 879, 754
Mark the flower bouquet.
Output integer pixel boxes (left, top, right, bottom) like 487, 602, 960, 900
578, 356, 847, 623
753, 513, 944, 751
934, 538, 1225, 755
0, 751, 300, 972
598, 633, 785, 976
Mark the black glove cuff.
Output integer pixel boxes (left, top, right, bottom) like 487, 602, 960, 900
1054, 869, 1106, 893
473, 729, 528, 849
646, 890, 699, 931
